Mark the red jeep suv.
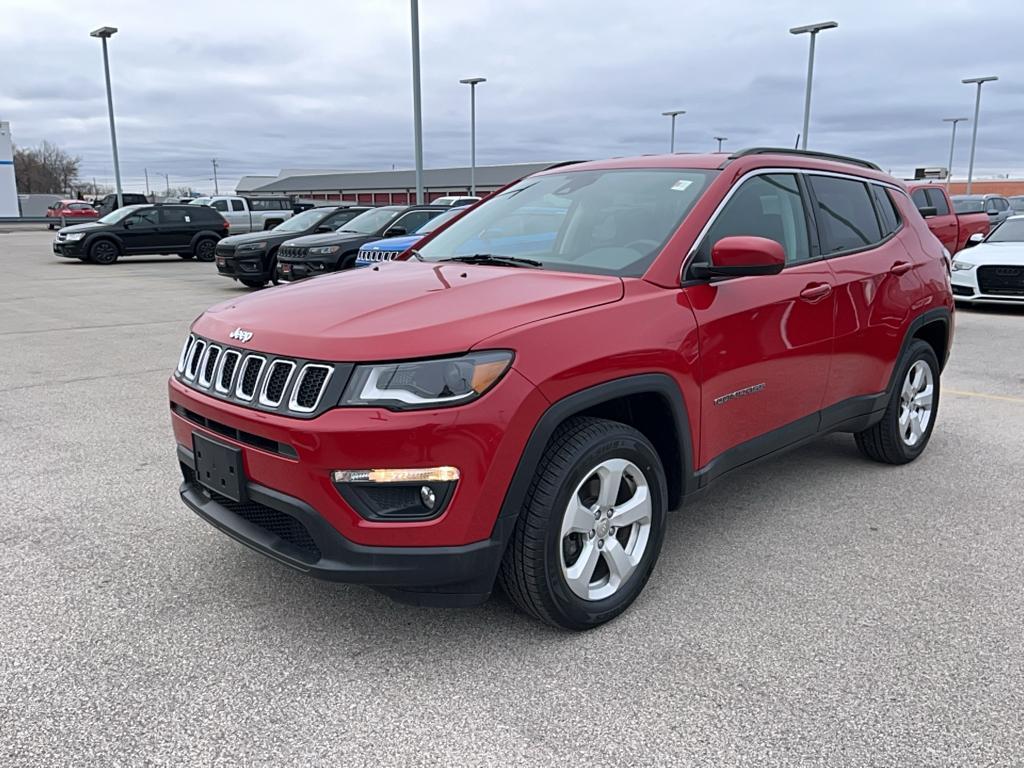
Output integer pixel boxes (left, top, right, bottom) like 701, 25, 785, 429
170, 148, 953, 630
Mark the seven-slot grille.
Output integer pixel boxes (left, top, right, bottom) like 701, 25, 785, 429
175, 334, 341, 417
977, 265, 1024, 296
358, 247, 403, 263
278, 245, 307, 259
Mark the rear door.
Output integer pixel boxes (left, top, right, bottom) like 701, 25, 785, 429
811, 176, 923, 411
683, 172, 835, 469
158, 206, 200, 250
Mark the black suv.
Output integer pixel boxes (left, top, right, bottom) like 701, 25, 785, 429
94, 192, 150, 216
52, 204, 229, 265
215, 205, 371, 289
276, 205, 447, 281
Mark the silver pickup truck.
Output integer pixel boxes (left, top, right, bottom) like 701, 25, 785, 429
190, 196, 294, 234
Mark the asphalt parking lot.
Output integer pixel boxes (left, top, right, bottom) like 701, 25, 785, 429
2, 227, 1022, 767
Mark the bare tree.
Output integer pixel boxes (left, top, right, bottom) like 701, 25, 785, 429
13, 141, 82, 195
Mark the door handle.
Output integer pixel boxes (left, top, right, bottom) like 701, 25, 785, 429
799, 283, 832, 302
890, 261, 912, 275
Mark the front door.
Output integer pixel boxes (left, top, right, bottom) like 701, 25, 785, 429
119, 208, 161, 253
683, 172, 835, 472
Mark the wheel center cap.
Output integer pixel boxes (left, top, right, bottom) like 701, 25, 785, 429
595, 518, 610, 538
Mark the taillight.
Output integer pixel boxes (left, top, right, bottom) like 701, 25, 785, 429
223, 220, 230, 230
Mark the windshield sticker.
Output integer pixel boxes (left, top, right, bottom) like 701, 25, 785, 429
671, 179, 694, 192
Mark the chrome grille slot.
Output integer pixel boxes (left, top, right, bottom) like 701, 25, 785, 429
235, 355, 266, 401
199, 346, 221, 388
185, 340, 206, 381
259, 360, 296, 407
217, 350, 241, 393
177, 334, 195, 373
288, 364, 333, 413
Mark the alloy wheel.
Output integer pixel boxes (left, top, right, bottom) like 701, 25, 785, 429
899, 360, 934, 447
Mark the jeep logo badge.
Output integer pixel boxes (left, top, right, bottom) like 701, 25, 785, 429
229, 327, 254, 343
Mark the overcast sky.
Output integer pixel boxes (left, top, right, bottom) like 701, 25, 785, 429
2, 0, 1021, 194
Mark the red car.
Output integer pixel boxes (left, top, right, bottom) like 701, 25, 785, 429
45, 199, 98, 229
170, 148, 953, 629
906, 182, 989, 255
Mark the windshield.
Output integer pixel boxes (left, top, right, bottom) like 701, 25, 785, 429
190, 197, 212, 206
986, 218, 1024, 243
272, 208, 334, 233
336, 206, 402, 234
96, 205, 146, 224
952, 198, 985, 214
416, 169, 716, 276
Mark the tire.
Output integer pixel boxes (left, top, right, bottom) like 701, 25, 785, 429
193, 238, 216, 262
498, 416, 668, 630
87, 239, 119, 265
855, 339, 940, 464
240, 279, 265, 289
178, 253, 194, 260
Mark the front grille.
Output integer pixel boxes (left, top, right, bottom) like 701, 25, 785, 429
279, 246, 307, 259
358, 249, 402, 263
174, 333, 345, 418
977, 265, 1024, 296
183, 466, 320, 562
215, 243, 235, 257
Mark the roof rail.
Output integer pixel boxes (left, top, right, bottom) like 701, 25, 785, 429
722, 147, 882, 172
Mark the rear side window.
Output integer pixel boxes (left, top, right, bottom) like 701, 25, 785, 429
871, 186, 902, 235
703, 173, 811, 264
160, 208, 195, 224
911, 188, 929, 210
809, 176, 882, 253
925, 188, 950, 216
250, 198, 289, 211
230, 199, 245, 212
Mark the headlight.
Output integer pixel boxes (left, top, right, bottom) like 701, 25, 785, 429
309, 245, 340, 255
65, 232, 86, 241
951, 260, 976, 271
340, 351, 513, 410
236, 241, 267, 252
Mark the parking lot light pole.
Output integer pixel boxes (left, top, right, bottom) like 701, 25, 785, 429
211, 159, 219, 195
90, 26, 123, 210
790, 21, 838, 150
459, 77, 486, 196
714, 136, 728, 153
942, 117, 968, 190
410, 0, 424, 204
962, 76, 998, 194
662, 110, 685, 153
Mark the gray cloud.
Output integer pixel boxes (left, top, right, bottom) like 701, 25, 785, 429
2, 0, 1021, 194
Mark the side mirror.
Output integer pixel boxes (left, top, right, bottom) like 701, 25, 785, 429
384, 226, 406, 237
692, 236, 786, 279
965, 233, 984, 248
917, 206, 938, 218
122, 219, 134, 229
987, 210, 999, 216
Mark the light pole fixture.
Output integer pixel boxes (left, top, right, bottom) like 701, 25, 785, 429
662, 110, 685, 153
714, 136, 728, 153
90, 26, 123, 209
409, 0, 424, 204
942, 117, 969, 190
790, 20, 838, 150
459, 77, 486, 196
962, 76, 998, 194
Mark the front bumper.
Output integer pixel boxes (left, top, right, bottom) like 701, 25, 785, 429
216, 250, 267, 280
52, 239, 84, 257
276, 257, 336, 282
178, 444, 510, 605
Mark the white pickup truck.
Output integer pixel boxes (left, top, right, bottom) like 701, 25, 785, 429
190, 196, 294, 233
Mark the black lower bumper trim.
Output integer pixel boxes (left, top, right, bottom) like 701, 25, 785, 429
178, 445, 506, 606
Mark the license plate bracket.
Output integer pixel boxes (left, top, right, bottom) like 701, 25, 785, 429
192, 433, 246, 502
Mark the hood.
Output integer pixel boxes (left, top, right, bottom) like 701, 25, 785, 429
957, 242, 1024, 266
193, 261, 624, 361
59, 222, 104, 234
280, 231, 370, 248
360, 235, 420, 252
220, 230, 295, 247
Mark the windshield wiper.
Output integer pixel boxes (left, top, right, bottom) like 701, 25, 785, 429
439, 254, 542, 268
408, 249, 424, 261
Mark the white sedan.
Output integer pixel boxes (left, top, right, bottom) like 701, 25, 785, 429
951, 215, 1024, 306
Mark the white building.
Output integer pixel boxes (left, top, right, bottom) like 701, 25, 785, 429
0, 122, 19, 216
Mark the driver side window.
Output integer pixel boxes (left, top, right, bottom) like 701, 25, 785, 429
127, 209, 159, 226
702, 174, 811, 265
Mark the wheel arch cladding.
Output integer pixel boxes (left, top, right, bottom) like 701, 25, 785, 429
913, 317, 950, 372
493, 373, 693, 541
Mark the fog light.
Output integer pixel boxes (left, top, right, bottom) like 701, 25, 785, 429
332, 467, 460, 484
420, 485, 436, 510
